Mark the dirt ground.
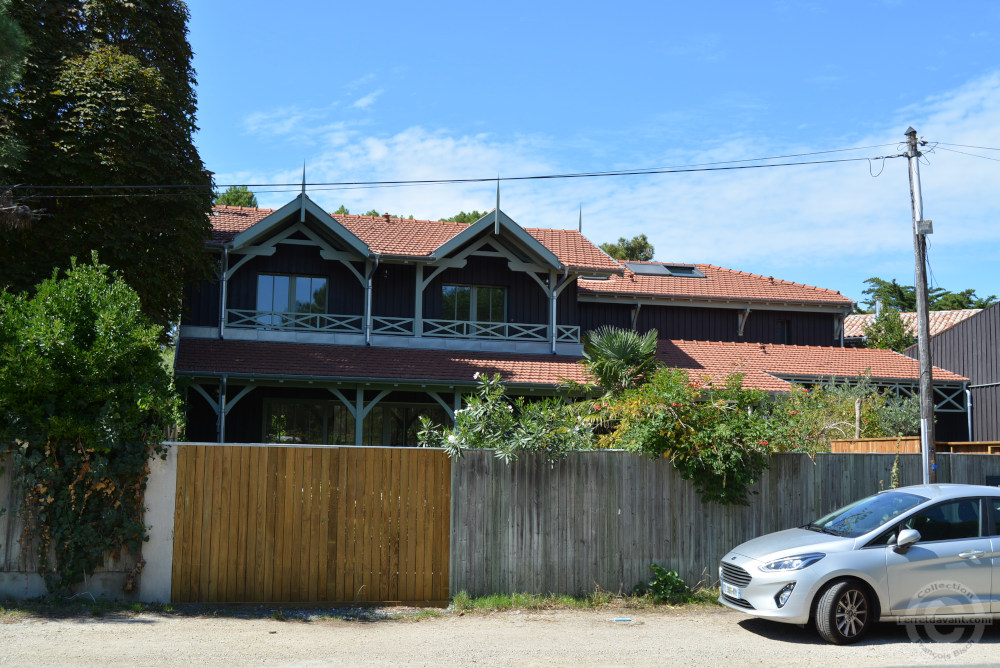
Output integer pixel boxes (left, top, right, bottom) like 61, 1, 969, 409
2, 604, 1000, 667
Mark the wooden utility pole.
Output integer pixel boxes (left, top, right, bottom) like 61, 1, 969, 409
906, 127, 936, 484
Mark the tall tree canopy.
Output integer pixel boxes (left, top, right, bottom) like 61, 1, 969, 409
600, 234, 655, 262
860, 277, 997, 313
442, 210, 486, 225
214, 185, 258, 208
0, 0, 27, 168
0, 1, 213, 330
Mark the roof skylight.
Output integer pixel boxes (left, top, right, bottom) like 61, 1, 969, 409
624, 262, 705, 278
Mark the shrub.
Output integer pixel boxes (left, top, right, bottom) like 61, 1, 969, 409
0, 256, 180, 594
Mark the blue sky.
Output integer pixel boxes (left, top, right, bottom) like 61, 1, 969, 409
188, 1, 1000, 307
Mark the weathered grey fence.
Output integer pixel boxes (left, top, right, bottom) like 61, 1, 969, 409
450, 451, 1000, 596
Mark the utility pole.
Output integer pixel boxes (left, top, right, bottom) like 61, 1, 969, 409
906, 127, 936, 484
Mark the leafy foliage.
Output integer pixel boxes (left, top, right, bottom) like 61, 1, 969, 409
599, 234, 654, 261
333, 205, 350, 214
863, 308, 914, 352
0, 257, 180, 594
418, 373, 592, 464
0, 0, 27, 168
214, 185, 258, 208
861, 277, 997, 313
582, 326, 659, 396
442, 210, 486, 225
0, 1, 213, 331
638, 565, 692, 604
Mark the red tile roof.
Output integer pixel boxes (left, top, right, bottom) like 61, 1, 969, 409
207, 206, 619, 271
579, 262, 854, 307
175, 337, 965, 392
210, 205, 273, 243
844, 310, 982, 339
175, 339, 589, 387
525, 228, 622, 273
657, 339, 967, 392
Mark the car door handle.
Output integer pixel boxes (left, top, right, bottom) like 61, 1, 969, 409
959, 550, 985, 560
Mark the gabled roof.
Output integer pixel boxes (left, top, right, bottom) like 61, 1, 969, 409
657, 339, 967, 392
207, 204, 620, 273
228, 195, 370, 257
175, 339, 588, 387
579, 262, 854, 308
844, 310, 982, 339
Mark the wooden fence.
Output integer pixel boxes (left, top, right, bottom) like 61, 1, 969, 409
831, 438, 1000, 454
449, 451, 1000, 595
170, 445, 451, 604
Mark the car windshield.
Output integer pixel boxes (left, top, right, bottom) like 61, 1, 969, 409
808, 491, 928, 538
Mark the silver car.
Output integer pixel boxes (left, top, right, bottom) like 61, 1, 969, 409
719, 483, 1000, 644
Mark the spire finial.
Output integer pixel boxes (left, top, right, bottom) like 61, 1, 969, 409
494, 174, 500, 234
301, 161, 307, 195
299, 161, 307, 222
578, 204, 582, 233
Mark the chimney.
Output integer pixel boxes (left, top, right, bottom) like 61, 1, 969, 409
383, 212, 391, 222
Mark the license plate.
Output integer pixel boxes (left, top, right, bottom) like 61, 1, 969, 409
722, 581, 742, 600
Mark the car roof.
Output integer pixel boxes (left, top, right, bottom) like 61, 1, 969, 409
888, 483, 1000, 501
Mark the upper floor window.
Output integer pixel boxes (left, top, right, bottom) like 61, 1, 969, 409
257, 274, 328, 315
776, 319, 790, 344
442, 284, 505, 322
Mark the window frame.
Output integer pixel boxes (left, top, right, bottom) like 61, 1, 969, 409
441, 283, 507, 323
256, 273, 329, 315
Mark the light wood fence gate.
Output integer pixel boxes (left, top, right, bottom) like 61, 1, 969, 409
170, 445, 451, 604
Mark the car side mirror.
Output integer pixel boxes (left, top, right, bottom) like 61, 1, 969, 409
894, 528, 921, 553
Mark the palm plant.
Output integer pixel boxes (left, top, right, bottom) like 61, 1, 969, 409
582, 326, 659, 396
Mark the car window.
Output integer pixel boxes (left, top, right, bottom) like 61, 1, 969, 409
903, 498, 982, 542
991, 498, 1000, 536
811, 491, 927, 538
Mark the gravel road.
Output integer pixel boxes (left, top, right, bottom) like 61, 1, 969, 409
2, 605, 999, 667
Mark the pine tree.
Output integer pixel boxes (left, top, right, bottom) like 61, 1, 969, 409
0, 1, 213, 330
214, 185, 258, 208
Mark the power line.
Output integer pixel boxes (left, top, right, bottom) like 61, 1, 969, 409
935, 146, 1000, 163
937, 142, 1000, 152
7, 151, 906, 198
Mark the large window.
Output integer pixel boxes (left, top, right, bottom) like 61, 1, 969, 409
441, 285, 505, 322
362, 404, 450, 447
263, 399, 354, 444
257, 274, 328, 326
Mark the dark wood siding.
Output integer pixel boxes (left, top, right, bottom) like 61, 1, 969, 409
581, 302, 838, 346
372, 264, 415, 318
227, 245, 364, 315
182, 279, 220, 327
424, 257, 549, 324
909, 303, 1000, 441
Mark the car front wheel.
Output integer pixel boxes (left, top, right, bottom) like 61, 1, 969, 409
815, 580, 873, 644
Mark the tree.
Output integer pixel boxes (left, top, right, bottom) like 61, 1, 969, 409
214, 185, 258, 208
600, 234, 654, 261
0, 1, 213, 331
0, 0, 27, 169
860, 277, 997, 313
363, 209, 381, 217
0, 256, 180, 593
333, 204, 350, 215
582, 326, 659, 396
863, 308, 915, 352
442, 210, 486, 225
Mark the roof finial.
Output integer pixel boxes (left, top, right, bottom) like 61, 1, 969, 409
495, 174, 500, 235
300, 160, 307, 222
578, 204, 582, 233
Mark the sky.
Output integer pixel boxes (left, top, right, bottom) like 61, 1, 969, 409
187, 1, 1000, 308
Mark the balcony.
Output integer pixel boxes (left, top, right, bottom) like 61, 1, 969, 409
225, 309, 580, 343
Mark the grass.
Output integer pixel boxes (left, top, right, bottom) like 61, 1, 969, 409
0, 597, 173, 620
449, 586, 721, 613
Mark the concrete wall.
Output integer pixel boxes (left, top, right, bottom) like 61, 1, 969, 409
0, 446, 177, 602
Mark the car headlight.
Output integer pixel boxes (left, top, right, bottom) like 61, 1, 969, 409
759, 553, 825, 572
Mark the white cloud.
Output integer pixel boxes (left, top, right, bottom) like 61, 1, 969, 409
241, 72, 1000, 301
352, 89, 384, 109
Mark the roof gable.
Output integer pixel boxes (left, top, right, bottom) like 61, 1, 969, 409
229, 195, 370, 257
433, 209, 562, 269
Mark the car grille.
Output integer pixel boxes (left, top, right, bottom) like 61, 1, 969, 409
722, 593, 755, 609
720, 561, 752, 587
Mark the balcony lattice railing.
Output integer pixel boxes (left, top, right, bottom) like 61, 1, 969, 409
225, 309, 580, 343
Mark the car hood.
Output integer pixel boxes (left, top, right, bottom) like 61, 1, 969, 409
729, 528, 851, 561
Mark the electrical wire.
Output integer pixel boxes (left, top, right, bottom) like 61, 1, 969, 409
7, 151, 907, 199
937, 142, 1000, 152
935, 146, 1000, 163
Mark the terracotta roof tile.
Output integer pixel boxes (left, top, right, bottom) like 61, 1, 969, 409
579, 263, 854, 307
525, 228, 622, 273
210, 205, 274, 243
844, 310, 982, 339
333, 213, 466, 256
175, 339, 588, 386
657, 339, 967, 391
175, 337, 965, 393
